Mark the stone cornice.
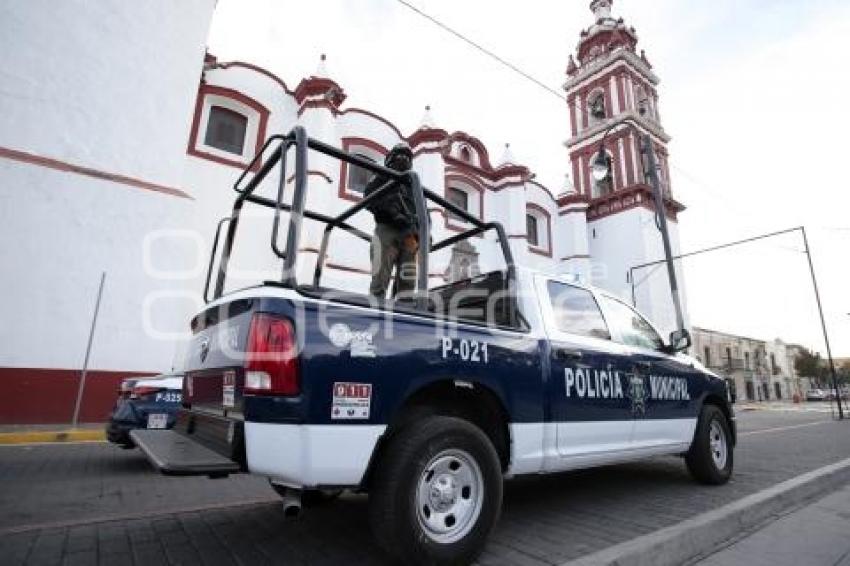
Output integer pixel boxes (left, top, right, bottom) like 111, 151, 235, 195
564, 110, 670, 150
563, 48, 658, 92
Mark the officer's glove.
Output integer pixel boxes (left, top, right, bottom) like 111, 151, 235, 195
402, 233, 419, 254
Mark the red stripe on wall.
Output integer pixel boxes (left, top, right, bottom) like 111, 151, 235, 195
0, 146, 193, 200
0, 368, 160, 425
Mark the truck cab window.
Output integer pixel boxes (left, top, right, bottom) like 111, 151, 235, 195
546, 281, 610, 339
598, 296, 663, 350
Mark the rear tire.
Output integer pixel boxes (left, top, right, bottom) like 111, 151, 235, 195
369, 415, 502, 565
686, 404, 733, 485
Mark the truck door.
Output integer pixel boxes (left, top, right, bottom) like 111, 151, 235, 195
595, 295, 699, 450
536, 278, 636, 468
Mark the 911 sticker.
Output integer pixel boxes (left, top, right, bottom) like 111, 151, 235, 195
331, 382, 372, 420
222, 370, 236, 408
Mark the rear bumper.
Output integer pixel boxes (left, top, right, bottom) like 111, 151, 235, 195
131, 408, 386, 487
245, 422, 386, 488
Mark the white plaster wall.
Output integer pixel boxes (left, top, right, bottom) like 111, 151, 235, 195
0, 161, 198, 371
0, 0, 216, 372
0, 0, 215, 187
556, 208, 591, 278
587, 207, 688, 337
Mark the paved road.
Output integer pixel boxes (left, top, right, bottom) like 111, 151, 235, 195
0, 410, 846, 566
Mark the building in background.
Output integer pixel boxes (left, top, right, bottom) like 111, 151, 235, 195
692, 328, 807, 402
0, 0, 687, 423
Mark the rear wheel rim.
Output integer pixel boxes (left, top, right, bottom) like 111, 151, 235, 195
709, 419, 728, 470
416, 448, 484, 544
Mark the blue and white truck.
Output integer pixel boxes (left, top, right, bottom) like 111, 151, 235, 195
132, 128, 735, 565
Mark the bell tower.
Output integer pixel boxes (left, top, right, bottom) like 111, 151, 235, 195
563, 0, 687, 334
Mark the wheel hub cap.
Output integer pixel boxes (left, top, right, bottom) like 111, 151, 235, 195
709, 420, 728, 470
416, 449, 484, 544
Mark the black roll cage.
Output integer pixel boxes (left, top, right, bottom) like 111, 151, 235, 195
204, 126, 518, 326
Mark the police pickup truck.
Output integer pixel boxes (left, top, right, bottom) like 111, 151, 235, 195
132, 128, 735, 566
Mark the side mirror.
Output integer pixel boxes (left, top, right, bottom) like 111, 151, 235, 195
668, 328, 692, 352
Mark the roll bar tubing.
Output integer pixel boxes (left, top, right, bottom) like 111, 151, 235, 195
206, 127, 517, 324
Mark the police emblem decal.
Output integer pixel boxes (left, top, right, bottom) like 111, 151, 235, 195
626, 373, 649, 417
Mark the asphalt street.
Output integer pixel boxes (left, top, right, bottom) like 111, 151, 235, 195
0, 409, 847, 566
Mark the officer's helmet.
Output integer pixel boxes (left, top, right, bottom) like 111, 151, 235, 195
385, 142, 413, 170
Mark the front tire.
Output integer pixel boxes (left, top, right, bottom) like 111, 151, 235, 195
369, 415, 503, 565
686, 404, 733, 485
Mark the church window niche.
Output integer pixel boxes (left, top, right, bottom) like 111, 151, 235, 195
588, 90, 606, 126
459, 145, 472, 163
635, 85, 653, 120
592, 153, 615, 198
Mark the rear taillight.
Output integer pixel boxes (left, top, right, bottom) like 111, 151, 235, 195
243, 314, 299, 396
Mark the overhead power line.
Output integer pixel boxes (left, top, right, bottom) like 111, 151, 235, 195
395, 0, 567, 102
394, 0, 837, 255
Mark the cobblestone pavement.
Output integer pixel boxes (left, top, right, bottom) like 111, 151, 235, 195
0, 411, 846, 566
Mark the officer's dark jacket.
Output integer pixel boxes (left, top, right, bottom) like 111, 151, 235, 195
363, 173, 418, 231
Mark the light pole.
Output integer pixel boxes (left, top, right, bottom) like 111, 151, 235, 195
589, 120, 688, 346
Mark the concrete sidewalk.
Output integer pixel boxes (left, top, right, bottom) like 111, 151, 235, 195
695, 483, 850, 566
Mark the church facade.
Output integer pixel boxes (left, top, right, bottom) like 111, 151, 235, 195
0, 0, 687, 423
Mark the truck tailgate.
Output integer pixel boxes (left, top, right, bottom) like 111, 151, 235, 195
131, 410, 244, 477
130, 429, 239, 476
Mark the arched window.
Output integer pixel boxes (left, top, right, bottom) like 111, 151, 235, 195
526, 214, 540, 246
459, 146, 472, 163
188, 84, 269, 170
443, 175, 483, 229
526, 204, 552, 256
347, 153, 378, 194
339, 138, 387, 201
446, 186, 470, 221
204, 106, 248, 155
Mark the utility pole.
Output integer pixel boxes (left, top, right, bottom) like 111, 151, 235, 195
641, 133, 686, 335
628, 226, 844, 420
800, 227, 843, 419
72, 271, 106, 428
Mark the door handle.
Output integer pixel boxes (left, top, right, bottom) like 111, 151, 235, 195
555, 348, 583, 361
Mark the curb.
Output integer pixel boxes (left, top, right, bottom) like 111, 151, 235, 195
561, 456, 850, 566
0, 429, 106, 444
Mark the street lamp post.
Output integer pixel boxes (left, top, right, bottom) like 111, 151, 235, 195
590, 121, 688, 345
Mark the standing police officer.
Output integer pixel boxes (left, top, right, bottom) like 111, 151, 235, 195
364, 143, 419, 298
